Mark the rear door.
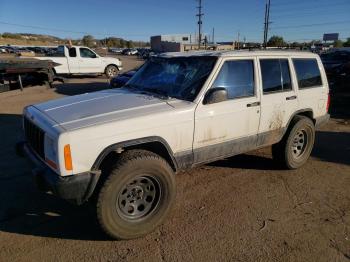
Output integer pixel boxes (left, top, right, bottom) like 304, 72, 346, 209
257, 57, 299, 146
66, 47, 80, 73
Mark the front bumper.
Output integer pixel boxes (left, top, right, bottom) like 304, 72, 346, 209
16, 141, 101, 205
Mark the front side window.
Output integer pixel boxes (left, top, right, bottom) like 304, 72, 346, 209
80, 48, 96, 58
212, 60, 255, 99
125, 56, 217, 101
260, 59, 292, 93
293, 59, 322, 89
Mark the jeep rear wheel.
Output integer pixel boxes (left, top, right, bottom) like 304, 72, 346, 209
272, 116, 315, 169
96, 150, 176, 240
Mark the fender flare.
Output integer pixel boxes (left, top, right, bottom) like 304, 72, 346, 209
281, 108, 314, 138
91, 136, 178, 171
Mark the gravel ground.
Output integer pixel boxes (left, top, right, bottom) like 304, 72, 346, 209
0, 56, 349, 262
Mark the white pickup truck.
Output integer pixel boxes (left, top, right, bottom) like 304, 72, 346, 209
18, 50, 330, 240
35, 45, 123, 78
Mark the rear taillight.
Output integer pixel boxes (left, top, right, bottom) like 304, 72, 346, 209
326, 94, 330, 112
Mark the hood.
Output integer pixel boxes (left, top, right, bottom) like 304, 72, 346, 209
34, 89, 176, 131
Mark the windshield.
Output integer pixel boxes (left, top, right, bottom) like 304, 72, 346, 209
125, 56, 217, 101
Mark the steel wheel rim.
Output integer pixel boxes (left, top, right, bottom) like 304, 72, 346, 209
116, 175, 161, 221
292, 129, 307, 158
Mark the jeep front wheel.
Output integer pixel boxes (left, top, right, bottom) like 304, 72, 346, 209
96, 150, 176, 240
272, 116, 315, 169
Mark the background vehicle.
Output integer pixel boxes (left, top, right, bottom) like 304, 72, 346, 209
34, 45, 123, 77
122, 48, 138, 56
109, 47, 123, 54
321, 49, 350, 91
109, 69, 136, 88
18, 50, 329, 240
0, 46, 7, 53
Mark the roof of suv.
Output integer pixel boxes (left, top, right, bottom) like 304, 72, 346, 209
157, 50, 319, 58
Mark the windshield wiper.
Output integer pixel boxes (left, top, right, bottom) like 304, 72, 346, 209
141, 88, 170, 99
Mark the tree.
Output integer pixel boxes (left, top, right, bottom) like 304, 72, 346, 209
81, 35, 95, 47
267, 35, 285, 47
126, 40, 134, 48
343, 38, 350, 47
334, 40, 343, 48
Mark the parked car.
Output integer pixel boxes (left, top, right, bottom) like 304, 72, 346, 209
16, 48, 35, 55
109, 48, 123, 54
33, 45, 123, 77
18, 50, 329, 240
321, 49, 350, 91
0, 46, 8, 53
4, 46, 17, 53
110, 70, 136, 88
122, 48, 138, 56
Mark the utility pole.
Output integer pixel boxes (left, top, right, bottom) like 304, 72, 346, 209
263, 0, 271, 49
212, 27, 215, 44
196, 0, 204, 49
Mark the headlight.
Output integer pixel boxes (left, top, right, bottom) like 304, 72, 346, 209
44, 135, 58, 170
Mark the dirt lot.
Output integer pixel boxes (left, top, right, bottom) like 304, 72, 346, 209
0, 56, 349, 262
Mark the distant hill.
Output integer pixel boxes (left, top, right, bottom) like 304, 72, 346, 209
0, 32, 65, 46
0, 32, 149, 47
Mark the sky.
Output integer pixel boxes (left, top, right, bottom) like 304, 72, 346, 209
0, 0, 349, 43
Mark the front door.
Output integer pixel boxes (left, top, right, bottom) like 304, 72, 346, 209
193, 57, 261, 164
78, 47, 102, 73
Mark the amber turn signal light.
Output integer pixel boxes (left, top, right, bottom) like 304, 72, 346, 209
64, 144, 73, 171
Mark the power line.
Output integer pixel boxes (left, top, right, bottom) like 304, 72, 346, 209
271, 0, 349, 8
271, 20, 350, 30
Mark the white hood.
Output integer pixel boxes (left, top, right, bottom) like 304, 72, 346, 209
34, 89, 178, 131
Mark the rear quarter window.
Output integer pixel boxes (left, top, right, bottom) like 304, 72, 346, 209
292, 58, 322, 89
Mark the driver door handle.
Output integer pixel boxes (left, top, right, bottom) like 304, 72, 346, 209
247, 101, 260, 107
286, 95, 297, 100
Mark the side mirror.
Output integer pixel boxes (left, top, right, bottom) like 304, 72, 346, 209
203, 87, 228, 104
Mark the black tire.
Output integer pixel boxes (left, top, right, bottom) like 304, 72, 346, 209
105, 65, 119, 78
96, 150, 176, 240
272, 116, 315, 169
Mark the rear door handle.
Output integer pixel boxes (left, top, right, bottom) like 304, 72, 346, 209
286, 95, 297, 100
247, 101, 260, 107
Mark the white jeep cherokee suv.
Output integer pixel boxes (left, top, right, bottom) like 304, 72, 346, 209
18, 50, 330, 239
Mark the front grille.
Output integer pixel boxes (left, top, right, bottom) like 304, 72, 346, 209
24, 117, 45, 159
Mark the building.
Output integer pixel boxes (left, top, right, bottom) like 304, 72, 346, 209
151, 34, 198, 52
151, 34, 237, 53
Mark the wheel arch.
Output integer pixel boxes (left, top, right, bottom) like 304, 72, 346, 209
105, 63, 121, 72
91, 137, 178, 173
282, 108, 315, 139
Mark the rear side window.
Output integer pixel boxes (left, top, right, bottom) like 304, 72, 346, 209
212, 60, 255, 99
260, 59, 292, 93
68, 48, 76, 57
293, 59, 322, 89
